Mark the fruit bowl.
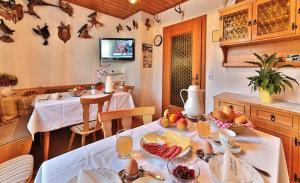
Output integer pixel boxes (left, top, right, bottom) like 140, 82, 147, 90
68, 88, 85, 97
167, 157, 200, 183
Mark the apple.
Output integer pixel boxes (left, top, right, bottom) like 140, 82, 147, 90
175, 111, 184, 118
160, 117, 170, 128
176, 118, 188, 130
78, 86, 85, 91
169, 113, 180, 125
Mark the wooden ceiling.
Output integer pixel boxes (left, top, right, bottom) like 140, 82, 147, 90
65, 0, 189, 19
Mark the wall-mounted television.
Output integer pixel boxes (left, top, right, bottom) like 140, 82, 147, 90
100, 38, 135, 61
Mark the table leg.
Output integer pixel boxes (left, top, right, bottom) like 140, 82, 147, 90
43, 132, 50, 161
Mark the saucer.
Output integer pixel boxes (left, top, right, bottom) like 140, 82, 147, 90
211, 140, 242, 154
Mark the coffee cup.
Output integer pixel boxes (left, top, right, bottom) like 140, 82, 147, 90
51, 93, 60, 100
219, 128, 236, 148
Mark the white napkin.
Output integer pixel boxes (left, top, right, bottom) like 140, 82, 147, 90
222, 150, 249, 183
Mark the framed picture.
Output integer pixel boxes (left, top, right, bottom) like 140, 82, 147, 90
142, 43, 153, 68
212, 30, 221, 42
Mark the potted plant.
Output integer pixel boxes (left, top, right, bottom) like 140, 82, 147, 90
0, 73, 18, 96
246, 53, 299, 104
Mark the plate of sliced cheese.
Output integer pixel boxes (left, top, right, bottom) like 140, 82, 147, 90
140, 131, 191, 160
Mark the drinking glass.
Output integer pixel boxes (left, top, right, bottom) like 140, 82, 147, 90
197, 115, 210, 139
116, 129, 133, 159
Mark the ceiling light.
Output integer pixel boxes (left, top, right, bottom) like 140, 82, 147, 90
128, 0, 138, 5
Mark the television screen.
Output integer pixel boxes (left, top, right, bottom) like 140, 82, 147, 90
100, 38, 135, 61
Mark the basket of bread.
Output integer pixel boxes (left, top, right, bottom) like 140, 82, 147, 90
210, 105, 253, 134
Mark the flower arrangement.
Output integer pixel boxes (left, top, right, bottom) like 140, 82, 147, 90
96, 64, 109, 83
0, 73, 18, 87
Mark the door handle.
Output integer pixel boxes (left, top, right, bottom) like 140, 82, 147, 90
192, 74, 199, 85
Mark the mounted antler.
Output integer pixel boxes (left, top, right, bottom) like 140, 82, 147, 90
154, 14, 161, 24
174, 4, 183, 14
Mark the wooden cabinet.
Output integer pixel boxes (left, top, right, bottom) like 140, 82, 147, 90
252, 0, 297, 40
219, 3, 253, 44
214, 92, 300, 182
297, 0, 300, 34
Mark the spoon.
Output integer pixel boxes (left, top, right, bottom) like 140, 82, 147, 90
139, 166, 165, 181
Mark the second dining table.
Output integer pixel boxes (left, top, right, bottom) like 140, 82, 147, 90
27, 91, 135, 160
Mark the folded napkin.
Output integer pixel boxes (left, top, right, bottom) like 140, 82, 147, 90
222, 150, 250, 183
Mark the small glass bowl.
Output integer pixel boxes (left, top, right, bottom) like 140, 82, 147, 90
167, 157, 200, 183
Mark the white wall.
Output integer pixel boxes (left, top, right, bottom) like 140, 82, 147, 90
151, 0, 300, 116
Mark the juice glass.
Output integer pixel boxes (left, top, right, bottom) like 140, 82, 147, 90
197, 115, 210, 139
116, 129, 133, 159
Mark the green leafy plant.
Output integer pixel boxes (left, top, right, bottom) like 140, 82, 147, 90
0, 73, 18, 87
246, 53, 299, 95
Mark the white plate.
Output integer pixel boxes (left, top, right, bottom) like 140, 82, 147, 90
208, 155, 264, 183
140, 132, 191, 160
133, 177, 162, 183
211, 140, 242, 154
68, 168, 122, 183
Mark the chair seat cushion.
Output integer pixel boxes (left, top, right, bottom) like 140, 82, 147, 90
71, 121, 100, 134
0, 154, 34, 183
0, 117, 31, 147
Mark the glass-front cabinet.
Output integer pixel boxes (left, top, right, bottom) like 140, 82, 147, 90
252, 0, 297, 40
219, 3, 253, 44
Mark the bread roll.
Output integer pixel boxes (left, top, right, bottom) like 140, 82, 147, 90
212, 110, 230, 122
233, 115, 248, 124
222, 106, 235, 121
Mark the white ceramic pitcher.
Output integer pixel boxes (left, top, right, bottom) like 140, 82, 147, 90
180, 85, 205, 118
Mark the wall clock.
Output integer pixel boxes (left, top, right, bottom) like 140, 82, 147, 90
154, 35, 163, 46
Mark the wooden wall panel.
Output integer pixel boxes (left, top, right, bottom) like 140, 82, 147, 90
66, 0, 188, 19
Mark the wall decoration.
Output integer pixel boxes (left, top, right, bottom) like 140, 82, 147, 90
145, 18, 151, 30
25, 0, 58, 19
174, 4, 184, 20
0, 0, 24, 23
78, 24, 92, 39
116, 23, 122, 33
0, 19, 15, 35
33, 23, 50, 45
58, 0, 73, 17
154, 14, 161, 24
0, 35, 13, 42
25, 2, 40, 19
142, 43, 153, 68
153, 35, 162, 47
212, 30, 220, 42
126, 25, 131, 31
88, 11, 103, 28
58, 22, 71, 43
133, 20, 138, 29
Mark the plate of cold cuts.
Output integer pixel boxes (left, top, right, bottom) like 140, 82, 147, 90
140, 131, 191, 160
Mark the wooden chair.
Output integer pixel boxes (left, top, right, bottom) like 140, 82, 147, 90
67, 94, 112, 150
98, 106, 155, 138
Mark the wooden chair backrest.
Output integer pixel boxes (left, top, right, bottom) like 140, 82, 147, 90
98, 106, 155, 138
80, 94, 112, 132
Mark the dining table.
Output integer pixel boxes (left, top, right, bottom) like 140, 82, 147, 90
34, 120, 289, 183
27, 91, 135, 161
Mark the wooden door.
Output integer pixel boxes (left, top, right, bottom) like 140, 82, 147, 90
162, 16, 206, 112
219, 3, 253, 44
294, 134, 300, 183
252, 0, 297, 40
297, 0, 300, 34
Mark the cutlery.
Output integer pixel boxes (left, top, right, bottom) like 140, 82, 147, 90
139, 166, 165, 181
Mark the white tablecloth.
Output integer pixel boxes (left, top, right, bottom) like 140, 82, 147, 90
34, 121, 289, 183
27, 92, 135, 139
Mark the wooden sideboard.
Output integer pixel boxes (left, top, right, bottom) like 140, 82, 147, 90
214, 92, 300, 183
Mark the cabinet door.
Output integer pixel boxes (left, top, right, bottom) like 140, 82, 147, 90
297, 0, 300, 34
253, 123, 298, 182
220, 3, 253, 44
252, 0, 297, 40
